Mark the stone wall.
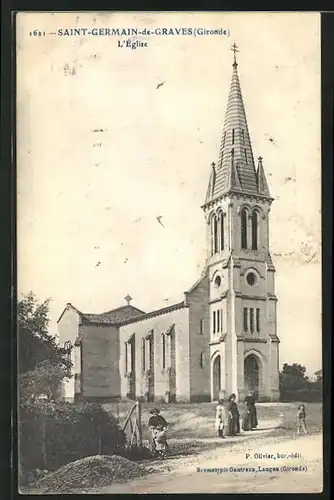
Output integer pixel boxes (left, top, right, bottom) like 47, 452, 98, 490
187, 276, 211, 401
119, 305, 190, 402
79, 324, 120, 400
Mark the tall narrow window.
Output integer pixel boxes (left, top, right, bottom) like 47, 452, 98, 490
125, 342, 128, 373
200, 318, 204, 335
244, 148, 248, 164
213, 311, 216, 333
231, 148, 235, 164
211, 216, 215, 256
250, 309, 254, 333
220, 309, 223, 332
251, 211, 258, 250
223, 131, 227, 148
64, 341, 72, 363
217, 310, 220, 333
243, 308, 248, 332
161, 334, 166, 369
232, 128, 235, 145
256, 308, 260, 332
213, 215, 218, 254
220, 214, 224, 250
241, 208, 248, 249
241, 129, 245, 144
217, 214, 221, 253
147, 337, 151, 370
142, 338, 146, 371
200, 353, 204, 368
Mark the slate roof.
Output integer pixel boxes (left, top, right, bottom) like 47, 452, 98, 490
205, 58, 271, 204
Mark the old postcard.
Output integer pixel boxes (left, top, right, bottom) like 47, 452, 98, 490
16, 11, 322, 494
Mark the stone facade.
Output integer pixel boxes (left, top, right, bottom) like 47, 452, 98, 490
57, 51, 280, 403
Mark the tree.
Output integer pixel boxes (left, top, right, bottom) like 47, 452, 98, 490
279, 363, 309, 392
18, 292, 73, 404
18, 292, 72, 376
314, 369, 322, 384
19, 359, 70, 403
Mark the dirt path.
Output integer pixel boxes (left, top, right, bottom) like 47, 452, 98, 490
93, 432, 323, 494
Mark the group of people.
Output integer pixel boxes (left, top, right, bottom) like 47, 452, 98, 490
147, 396, 308, 459
215, 391, 258, 438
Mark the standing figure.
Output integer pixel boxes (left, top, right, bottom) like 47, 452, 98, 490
296, 404, 307, 435
215, 399, 226, 438
148, 408, 168, 455
242, 391, 258, 431
226, 393, 240, 436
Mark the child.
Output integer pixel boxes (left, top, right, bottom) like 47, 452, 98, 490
215, 399, 226, 438
296, 404, 307, 435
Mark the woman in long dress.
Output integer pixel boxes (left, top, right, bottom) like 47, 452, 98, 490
226, 393, 240, 436
215, 399, 226, 438
242, 392, 258, 431
148, 408, 168, 453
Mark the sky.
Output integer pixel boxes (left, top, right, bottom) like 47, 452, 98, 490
17, 12, 321, 376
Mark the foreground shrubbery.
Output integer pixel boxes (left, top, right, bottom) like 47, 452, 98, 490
19, 401, 126, 472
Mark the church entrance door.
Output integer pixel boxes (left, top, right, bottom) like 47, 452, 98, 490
244, 354, 259, 397
212, 355, 221, 401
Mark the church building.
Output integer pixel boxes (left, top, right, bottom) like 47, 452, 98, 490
58, 46, 280, 403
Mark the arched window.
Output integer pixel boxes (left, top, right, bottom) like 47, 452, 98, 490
241, 208, 248, 249
251, 211, 258, 250
213, 215, 218, 254
220, 213, 224, 250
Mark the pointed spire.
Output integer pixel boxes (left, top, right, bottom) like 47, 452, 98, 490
205, 162, 217, 203
204, 45, 272, 205
256, 156, 271, 197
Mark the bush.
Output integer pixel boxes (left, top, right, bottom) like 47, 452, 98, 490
280, 388, 322, 402
19, 401, 126, 472
118, 445, 154, 461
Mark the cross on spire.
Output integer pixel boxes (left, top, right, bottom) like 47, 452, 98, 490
230, 42, 239, 66
124, 294, 133, 306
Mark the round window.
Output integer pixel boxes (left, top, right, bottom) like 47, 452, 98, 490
214, 275, 222, 288
246, 272, 257, 286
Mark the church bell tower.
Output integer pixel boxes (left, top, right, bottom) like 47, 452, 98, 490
203, 44, 280, 402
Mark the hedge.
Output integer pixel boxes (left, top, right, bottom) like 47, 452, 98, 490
280, 388, 322, 402
19, 401, 126, 471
